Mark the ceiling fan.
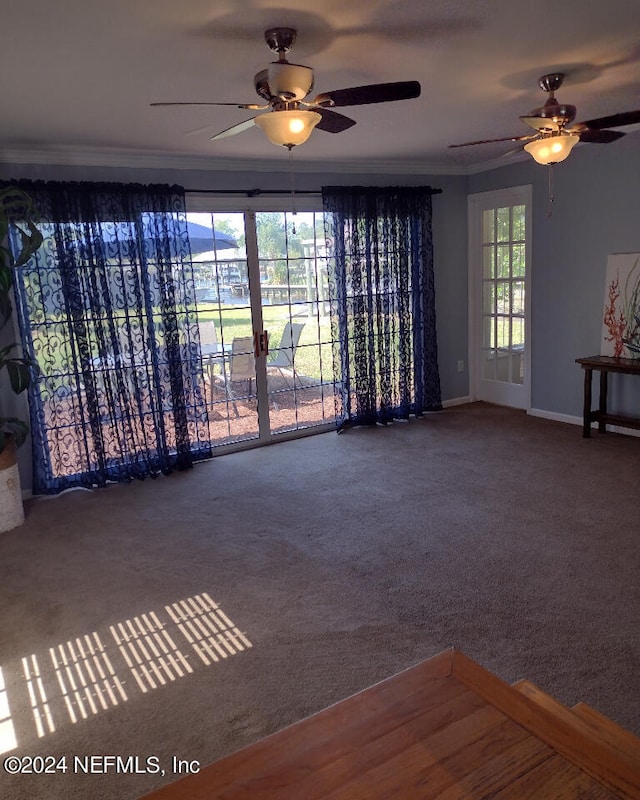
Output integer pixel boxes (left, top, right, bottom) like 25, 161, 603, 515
450, 73, 640, 164
151, 27, 421, 149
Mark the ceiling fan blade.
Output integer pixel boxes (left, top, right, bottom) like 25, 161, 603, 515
577, 109, 640, 131
498, 144, 526, 159
151, 101, 266, 110
312, 81, 421, 108
211, 117, 257, 140
577, 128, 627, 144
313, 107, 357, 133
449, 134, 535, 148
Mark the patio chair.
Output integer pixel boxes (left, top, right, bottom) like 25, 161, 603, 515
198, 320, 221, 392
216, 336, 256, 416
198, 320, 219, 350
266, 322, 305, 389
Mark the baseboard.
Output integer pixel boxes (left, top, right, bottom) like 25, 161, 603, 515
528, 408, 582, 426
442, 395, 472, 408
529, 407, 640, 438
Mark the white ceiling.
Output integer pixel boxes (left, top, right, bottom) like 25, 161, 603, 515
2, 0, 639, 174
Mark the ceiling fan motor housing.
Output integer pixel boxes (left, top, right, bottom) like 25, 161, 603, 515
531, 73, 576, 128
267, 62, 314, 101
538, 73, 565, 93
531, 99, 577, 128
264, 27, 297, 54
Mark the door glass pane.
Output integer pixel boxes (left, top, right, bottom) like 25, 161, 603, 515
496, 349, 510, 381
512, 316, 525, 347
512, 281, 525, 314
511, 350, 524, 384
483, 245, 494, 279
496, 316, 509, 350
512, 205, 526, 240
496, 207, 510, 242
482, 282, 495, 314
189, 212, 259, 447
497, 245, 511, 278
483, 349, 497, 379
512, 244, 526, 277
482, 209, 495, 244
256, 211, 336, 436
496, 281, 510, 314
482, 315, 495, 348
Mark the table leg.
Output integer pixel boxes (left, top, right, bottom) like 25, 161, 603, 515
598, 369, 608, 434
582, 368, 592, 438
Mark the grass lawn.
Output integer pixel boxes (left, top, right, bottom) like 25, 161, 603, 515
198, 301, 335, 382
29, 301, 336, 387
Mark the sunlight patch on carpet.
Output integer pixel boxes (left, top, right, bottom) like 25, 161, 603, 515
0, 666, 18, 754
49, 633, 127, 721
4, 594, 251, 751
22, 654, 56, 736
165, 592, 252, 666
110, 611, 193, 693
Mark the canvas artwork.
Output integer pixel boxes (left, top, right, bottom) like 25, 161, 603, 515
601, 253, 640, 359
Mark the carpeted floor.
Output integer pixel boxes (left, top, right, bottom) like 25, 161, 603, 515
1, 402, 639, 799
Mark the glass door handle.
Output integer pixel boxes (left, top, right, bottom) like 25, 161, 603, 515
253, 330, 269, 357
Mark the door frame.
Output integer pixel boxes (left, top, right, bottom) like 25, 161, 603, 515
186, 193, 336, 455
467, 185, 532, 411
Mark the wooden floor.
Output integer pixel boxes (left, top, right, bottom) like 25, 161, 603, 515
141, 649, 640, 799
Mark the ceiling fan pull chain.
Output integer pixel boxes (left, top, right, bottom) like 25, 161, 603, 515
289, 148, 297, 233
547, 164, 555, 217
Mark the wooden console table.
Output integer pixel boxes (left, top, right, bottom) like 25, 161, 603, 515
576, 355, 640, 438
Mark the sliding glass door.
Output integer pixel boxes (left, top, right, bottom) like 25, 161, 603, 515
187, 209, 337, 451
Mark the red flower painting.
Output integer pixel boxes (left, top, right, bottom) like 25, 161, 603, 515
601, 255, 640, 359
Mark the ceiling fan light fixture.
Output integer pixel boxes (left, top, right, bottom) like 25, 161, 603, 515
524, 133, 579, 165
255, 109, 321, 148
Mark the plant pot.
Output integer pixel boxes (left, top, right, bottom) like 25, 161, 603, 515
0, 436, 25, 532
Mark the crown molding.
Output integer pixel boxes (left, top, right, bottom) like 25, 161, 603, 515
464, 150, 530, 174
0, 144, 487, 177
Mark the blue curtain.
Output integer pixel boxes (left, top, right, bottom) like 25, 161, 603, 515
322, 185, 441, 428
6, 180, 211, 494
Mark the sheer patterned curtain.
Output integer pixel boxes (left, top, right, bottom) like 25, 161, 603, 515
322, 185, 441, 428
7, 180, 211, 494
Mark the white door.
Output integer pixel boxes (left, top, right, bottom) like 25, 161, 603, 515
468, 187, 531, 410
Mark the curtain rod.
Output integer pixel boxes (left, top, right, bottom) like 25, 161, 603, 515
186, 187, 443, 197
187, 189, 319, 196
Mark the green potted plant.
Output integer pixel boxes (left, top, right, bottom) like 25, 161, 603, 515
0, 185, 42, 531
